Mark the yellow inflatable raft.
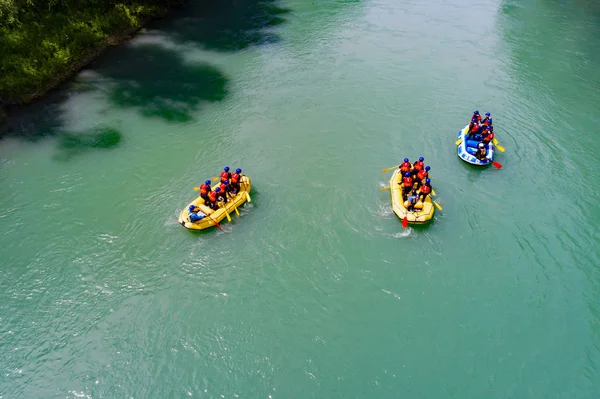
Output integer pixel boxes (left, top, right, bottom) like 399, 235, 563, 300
390, 168, 434, 224
178, 175, 252, 231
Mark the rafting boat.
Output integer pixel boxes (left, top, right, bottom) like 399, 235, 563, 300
389, 168, 434, 224
457, 125, 494, 166
178, 175, 252, 231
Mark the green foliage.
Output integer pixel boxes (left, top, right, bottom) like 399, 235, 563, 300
0, 0, 170, 102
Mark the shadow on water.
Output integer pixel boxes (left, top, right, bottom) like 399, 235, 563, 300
92, 44, 229, 122
54, 127, 123, 161
158, 0, 291, 52
1, 0, 291, 157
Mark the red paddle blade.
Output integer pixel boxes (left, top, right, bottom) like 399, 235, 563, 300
492, 161, 502, 169
402, 217, 408, 228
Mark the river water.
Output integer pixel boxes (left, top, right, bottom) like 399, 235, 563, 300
1, 0, 600, 397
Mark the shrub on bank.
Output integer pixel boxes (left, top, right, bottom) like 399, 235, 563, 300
0, 1, 175, 103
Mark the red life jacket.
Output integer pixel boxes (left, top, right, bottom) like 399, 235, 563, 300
420, 184, 431, 194
470, 125, 479, 134
200, 184, 207, 190
209, 192, 217, 201
200, 188, 207, 195
403, 177, 412, 187
414, 162, 424, 171
232, 173, 240, 183
483, 132, 494, 142
417, 170, 428, 180
472, 114, 481, 123
482, 117, 490, 126
220, 184, 227, 192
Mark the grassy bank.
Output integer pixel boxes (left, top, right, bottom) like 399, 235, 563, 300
0, 0, 184, 105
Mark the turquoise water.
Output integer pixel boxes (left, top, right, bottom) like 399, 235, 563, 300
1, 0, 600, 397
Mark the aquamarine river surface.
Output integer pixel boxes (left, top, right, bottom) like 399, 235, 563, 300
1, 0, 600, 397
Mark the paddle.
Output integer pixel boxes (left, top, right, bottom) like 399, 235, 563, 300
245, 192, 251, 202
205, 213, 222, 230
456, 125, 471, 146
380, 186, 391, 192
218, 202, 232, 222
402, 216, 408, 228
492, 138, 505, 152
433, 200, 443, 211
382, 165, 400, 173
234, 207, 240, 216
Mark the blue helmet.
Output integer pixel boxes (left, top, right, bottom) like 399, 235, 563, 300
224, 166, 230, 172
205, 179, 211, 185
215, 187, 221, 192
425, 166, 430, 171
419, 157, 424, 162
404, 172, 410, 177
235, 168, 242, 174
426, 178, 431, 184
224, 180, 229, 185
486, 125, 491, 130
485, 112, 490, 117
189, 205, 195, 211
474, 110, 479, 115
404, 158, 409, 162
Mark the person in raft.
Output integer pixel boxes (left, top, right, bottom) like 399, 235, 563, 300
475, 142, 487, 160
410, 157, 424, 180
188, 205, 206, 222
481, 112, 492, 126
399, 158, 411, 174
414, 165, 430, 189
467, 120, 481, 141
199, 179, 212, 202
418, 178, 432, 203
481, 125, 494, 145
215, 186, 228, 204
405, 189, 419, 212
229, 174, 241, 195
207, 190, 219, 210
400, 172, 413, 200
220, 166, 232, 184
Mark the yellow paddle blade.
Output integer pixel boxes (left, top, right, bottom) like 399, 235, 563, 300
493, 138, 498, 145
380, 186, 390, 192
234, 207, 240, 216
193, 187, 200, 191
246, 192, 252, 202
225, 210, 231, 222
455, 139, 463, 146
433, 201, 443, 211
431, 188, 436, 196
382, 165, 400, 173
211, 176, 219, 181
462, 126, 469, 134
496, 144, 505, 153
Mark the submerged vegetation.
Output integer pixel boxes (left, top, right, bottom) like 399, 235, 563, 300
0, 0, 184, 104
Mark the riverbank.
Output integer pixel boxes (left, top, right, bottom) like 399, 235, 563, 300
0, 0, 187, 120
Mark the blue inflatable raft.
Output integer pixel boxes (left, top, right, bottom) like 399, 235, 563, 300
457, 125, 494, 166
